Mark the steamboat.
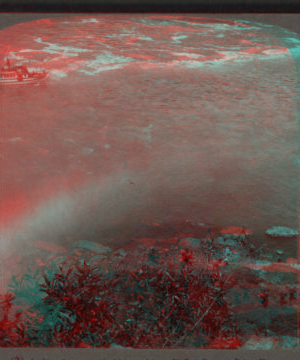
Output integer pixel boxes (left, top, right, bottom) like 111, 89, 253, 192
0, 58, 47, 85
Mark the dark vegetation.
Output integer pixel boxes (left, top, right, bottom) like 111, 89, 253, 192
0, 231, 297, 348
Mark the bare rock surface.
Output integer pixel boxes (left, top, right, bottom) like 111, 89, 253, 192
30, 240, 68, 254
215, 236, 237, 246
72, 240, 113, 254
243, 335, 278, 349
266, 226, 298, 237
277, 336, 298, 348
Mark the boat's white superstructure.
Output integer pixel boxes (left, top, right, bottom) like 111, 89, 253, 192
0, 58, 47, 85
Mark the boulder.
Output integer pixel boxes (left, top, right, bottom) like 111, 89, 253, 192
72, 240, 113, 254
266, 226, 298, 237
220, 226, 253, 237
215, 236, 236, 247
278, 336, 297, 348
30, 240, 68, 254
181, 237, 202, 248
243, 335, 278, 349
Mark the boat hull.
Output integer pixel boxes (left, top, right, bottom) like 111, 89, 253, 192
0, 74, 47, 86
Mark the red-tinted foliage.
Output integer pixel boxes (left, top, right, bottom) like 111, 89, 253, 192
0, 232, 294, 348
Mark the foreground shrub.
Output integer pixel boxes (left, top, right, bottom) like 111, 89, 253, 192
0, 231, 285, 348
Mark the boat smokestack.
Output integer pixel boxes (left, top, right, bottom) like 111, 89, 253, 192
3, 57, 10, 69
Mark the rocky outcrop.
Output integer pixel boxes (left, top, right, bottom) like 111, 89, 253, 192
72, 240, 113, 254
266, 226, 298, 237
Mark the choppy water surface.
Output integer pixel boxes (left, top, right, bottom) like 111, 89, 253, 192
0, 15, 298, 258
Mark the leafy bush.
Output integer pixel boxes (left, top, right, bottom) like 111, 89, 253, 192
0, 231, 287, 348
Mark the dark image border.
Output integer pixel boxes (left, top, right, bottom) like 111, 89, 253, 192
0, 0, 299, 13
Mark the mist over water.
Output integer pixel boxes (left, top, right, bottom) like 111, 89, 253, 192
0, 15, 298, 259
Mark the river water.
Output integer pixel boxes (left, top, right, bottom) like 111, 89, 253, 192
0, 15, 298, 260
